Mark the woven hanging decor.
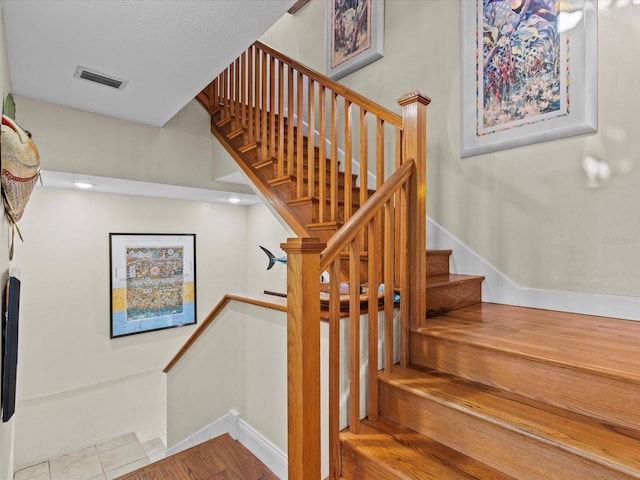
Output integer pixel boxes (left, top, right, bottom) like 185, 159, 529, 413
1, 113, 40, 258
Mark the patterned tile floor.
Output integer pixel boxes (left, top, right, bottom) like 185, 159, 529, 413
14, 433, 166, 480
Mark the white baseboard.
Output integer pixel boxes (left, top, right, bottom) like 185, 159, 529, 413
236, 418, 288, 480
167, 410, 287, 479
427, 216, 640, 321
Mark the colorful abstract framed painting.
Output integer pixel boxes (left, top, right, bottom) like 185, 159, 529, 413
326, 0, 384, 80
110, 233, 196, 338
461, 0, 597, 158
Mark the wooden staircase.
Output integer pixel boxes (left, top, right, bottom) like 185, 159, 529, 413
189, 41, 640, 480
340, 250, 640, 479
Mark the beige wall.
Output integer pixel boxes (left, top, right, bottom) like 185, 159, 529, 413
15, 96, 254, 195
0, 2, 16, 479
262, 0, 640, 298
11, 187, 250, 469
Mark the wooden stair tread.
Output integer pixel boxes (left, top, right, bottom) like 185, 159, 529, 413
414, 302, 640, 384
425, 273, 484, 288
379, 366, 640, 477
341, 419, 515, 480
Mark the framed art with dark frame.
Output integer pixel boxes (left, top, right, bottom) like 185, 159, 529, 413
326, 0, 384, 80
461, 0, 597, 158
109, 233, 196, 338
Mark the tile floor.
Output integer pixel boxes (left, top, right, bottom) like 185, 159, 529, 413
14, 433, 166, 480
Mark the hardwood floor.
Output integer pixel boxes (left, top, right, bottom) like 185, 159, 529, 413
115, 434, 277, 480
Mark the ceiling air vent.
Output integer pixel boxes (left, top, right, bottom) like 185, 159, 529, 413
74, 66, 128, 90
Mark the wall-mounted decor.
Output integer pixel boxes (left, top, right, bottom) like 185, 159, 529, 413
2, 271, 21, 423
110, 233, 196, 338
461, 0, 597, 158
2, 93, 41, 258
259, 245, 287, 270
326, 0, 384, 80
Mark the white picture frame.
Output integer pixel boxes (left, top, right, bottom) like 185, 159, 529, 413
461, 0, 597, 158
326, 0, 384, 80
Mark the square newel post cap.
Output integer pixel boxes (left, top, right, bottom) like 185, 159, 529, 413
281, 237, 326, 254
397, 90, 432, 107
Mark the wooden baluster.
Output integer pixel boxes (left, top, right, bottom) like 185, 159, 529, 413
247, 46, 254, 144
240, 52, 246, 131
269, 55, 276, 161
394, 127, 402, 300
232, 57, 239, 130
287, 67, 294, 177
398, 92, 430, 348
376, 118, 384, 188
261, 51, 268, 162
344, 100, 352, 221
296, 72, 304, 199
383, 197, 395, 373
253, 49, 263, 150
349, 235, 361, 433
307, 80, 315, 198
318, 86, 327, 223
281, 237, 324, 480
359, 108, 368, 208
328, 259, 341, 480
367, 213, 380, 421
330, 93, 339, 223
277, 60, 285, 178
221, 68, 228, 121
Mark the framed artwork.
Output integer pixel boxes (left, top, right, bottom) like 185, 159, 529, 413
110, 233, 196, 338
326, 0, 384, 80
461, 0, 597, 158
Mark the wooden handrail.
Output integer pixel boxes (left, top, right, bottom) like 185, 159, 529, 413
255, 41, 403, 128
163, 293, 286, 373
320, 160, 415, 271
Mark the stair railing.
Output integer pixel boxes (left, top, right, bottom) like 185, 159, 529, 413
282, 89, 429, 479
199, 41, 413, 228
198, 41, 429, 480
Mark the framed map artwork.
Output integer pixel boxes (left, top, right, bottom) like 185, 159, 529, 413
110, 233, 196, 338
461, 0, 597, 157
326, 0, 384, 80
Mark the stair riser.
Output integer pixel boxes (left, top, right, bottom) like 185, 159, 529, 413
379, 383, 635, 480
342, 447, 467, 480
409, 334, 640, 432
423, 281, 482, 321
425, 251, 451, 277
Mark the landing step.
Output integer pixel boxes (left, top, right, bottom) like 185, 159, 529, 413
424, 274, 483, 319
341, 419, 515, 480
379, 366, 640, 480
411, 302, 640, 431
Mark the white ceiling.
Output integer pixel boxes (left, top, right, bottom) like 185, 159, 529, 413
1, 0, 296, 203
1, 0, 295, 127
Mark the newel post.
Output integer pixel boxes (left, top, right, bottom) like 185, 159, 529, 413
281, 237, 325, 480
398, 91, 431, 357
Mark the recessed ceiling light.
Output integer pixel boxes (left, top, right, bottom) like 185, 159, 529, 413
74, 182, 94, 189
228, 197, 240, 203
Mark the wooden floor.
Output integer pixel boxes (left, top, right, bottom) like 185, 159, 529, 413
116, 434, 277, 480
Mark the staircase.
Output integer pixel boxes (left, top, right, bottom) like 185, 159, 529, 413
190, 41, 640, 479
